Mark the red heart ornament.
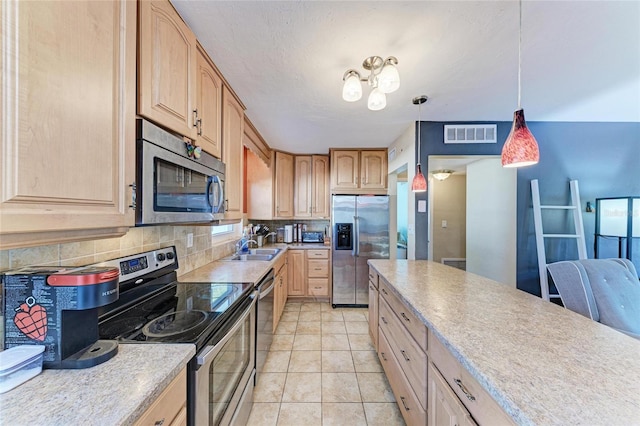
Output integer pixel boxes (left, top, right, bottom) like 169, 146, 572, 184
14, 302, 48, 342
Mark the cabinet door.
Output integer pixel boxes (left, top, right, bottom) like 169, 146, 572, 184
360, 150, 387, 190
138, 0, 196, 138
294, 156, 312, 218
368, 282, 379, 350
428, 363, 477, 426
222, 87, 244, 219
288, 250, 306, 296
274, 152, 294, 218
312, 155, 330, 218
330, 150, 359, 191
195, 46, 222, 158
0, 0, 136, 249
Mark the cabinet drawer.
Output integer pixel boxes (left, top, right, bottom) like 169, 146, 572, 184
379, 279, 427, 351
307, 259, 328, 277
379, 298, 427, 410
307, 249, 328, 259
308, 278, 329, 296
429, 333, 514, 426
135, 368, 187, 426
368, 267, 379, 289
378, 328, 427, 426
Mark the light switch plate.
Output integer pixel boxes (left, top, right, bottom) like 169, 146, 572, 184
418, 200, 427, 212
187, 233, 194, 248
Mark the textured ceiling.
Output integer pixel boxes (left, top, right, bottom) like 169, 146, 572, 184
171, 1, 640, 154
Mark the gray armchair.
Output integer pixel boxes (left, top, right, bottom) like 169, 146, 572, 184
547, 258, 640, 339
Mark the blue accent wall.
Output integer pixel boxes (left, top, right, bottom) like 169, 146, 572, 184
415, 120, 640, 296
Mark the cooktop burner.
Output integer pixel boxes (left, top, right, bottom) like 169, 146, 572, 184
143, 310, 208, 338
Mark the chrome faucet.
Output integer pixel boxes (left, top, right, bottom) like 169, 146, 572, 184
264, 232, 277, 244
235, 238, 257, 254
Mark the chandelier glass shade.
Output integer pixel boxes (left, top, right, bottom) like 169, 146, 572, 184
342, 56, 399, 110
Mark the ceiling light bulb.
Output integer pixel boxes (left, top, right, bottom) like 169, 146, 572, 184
342, 72, 362, 102
378, 62, 400, 94
367, 87, 386, 111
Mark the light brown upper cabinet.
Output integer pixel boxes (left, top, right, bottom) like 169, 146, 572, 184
222, 87, 245, 220
294, 156, 330, 218
194, 44, 223, 158
274, 152, 295, 218
0, 0, 137, 249
330, 149, 388, 194
138, 0, 197, 139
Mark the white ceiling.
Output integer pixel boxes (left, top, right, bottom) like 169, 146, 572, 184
171, 0, 640, 155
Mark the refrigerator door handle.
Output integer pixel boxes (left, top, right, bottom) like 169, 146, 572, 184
354, 215, 359, 256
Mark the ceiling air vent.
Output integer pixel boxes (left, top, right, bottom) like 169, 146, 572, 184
444, 124, 497, 144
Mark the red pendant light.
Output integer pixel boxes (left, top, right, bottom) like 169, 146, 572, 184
501, 0, 540, 168
411, 95, 428, 192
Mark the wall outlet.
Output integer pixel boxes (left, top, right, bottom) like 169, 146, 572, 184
441, 220, 448, 228
187, 233, 194, 248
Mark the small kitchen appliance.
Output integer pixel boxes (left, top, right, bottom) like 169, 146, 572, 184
3, 266, 120, 369
301, 232, 324, 243
95, 246, 256, 426
284, 225, 294, 243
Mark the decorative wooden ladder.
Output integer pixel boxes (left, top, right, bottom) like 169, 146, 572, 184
531, 179, 588, 301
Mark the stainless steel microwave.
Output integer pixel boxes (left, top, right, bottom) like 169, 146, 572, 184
136, 119, 225, 226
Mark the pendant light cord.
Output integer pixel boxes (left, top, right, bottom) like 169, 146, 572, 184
518, 0, 522, 109
417, 102, 421, 165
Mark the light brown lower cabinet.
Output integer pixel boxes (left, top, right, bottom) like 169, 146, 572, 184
428, 362, 477, 426
378, 329, 427, 426
368, 267, 379, 350
287, 249, 330, 300
429, 333, 514, 426
273, 253, 288, 332
134, 368, 187, 426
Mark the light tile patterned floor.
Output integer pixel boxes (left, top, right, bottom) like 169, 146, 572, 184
248, 301, 405, 426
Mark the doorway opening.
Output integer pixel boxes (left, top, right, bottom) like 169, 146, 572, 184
427, 156, 517, 286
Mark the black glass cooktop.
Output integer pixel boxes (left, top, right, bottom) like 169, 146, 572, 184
98, 281, 253, 348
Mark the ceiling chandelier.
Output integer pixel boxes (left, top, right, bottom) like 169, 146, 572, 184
501, 0, 540, 168
342, 56, 400, 111
411, 95, 428, 192
431, 170, 454, 181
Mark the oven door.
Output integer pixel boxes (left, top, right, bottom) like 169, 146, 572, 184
195, 292, 256, 426
138, 140, 225, 225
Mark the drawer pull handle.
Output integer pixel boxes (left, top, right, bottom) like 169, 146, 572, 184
454, 378, 476, 402
154, 419, 166, 426
380, 352, 387, 361
380, 316, 388, 325
314, 268, 322, 271
400, 396, 410, 411
400, 312, 410, 322
400, 350, 410, 362
381, 288, 388, 295
369, 285, 374, 290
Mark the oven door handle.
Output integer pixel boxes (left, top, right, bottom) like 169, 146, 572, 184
259, 279, 275, 300
197, 292, 257, 367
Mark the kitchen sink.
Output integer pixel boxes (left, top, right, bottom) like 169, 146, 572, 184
220, 248, 281, 261
249, 248, 281, 255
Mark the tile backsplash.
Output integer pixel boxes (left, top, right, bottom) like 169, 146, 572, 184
0, 225, 237, 277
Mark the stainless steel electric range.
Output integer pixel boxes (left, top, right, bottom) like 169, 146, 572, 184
96, 246, 256, 426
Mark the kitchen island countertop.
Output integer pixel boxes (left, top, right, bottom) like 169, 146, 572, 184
368, 259, 640, 425
0, 343, 195, 425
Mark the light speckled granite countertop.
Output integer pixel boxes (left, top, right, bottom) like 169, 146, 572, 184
0, 343, 195, 425
368, 259, 640, 426
179, 243, 328, 284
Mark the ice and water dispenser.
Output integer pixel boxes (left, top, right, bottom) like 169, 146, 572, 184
335, 223, 353, 250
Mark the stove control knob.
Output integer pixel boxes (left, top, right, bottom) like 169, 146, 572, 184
166, 252, 175, 260
157, 253, 166, 261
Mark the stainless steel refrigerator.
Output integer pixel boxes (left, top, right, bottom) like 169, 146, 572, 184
332, 195, 390, 306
